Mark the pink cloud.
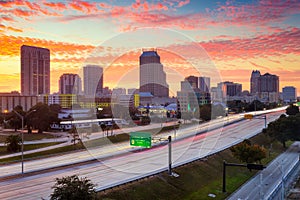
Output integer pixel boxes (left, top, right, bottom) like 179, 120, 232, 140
198, 27, 300, 61
0, 16, 15, 22
211, 0, 300, 27
177, 0, 190, 8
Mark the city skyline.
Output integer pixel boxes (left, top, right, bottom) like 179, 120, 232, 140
0, 0, 299, 95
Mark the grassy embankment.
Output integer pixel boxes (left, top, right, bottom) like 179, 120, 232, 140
97, 132, 289, 200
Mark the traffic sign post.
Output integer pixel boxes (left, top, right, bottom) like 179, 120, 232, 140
222, 161, 266, 193
168, 136, 172, 176
130, 132, 152, 148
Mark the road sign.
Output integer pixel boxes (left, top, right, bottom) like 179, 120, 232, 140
247, 163, 265, 170
244, 114, 253, 119
130, 132, 152, 148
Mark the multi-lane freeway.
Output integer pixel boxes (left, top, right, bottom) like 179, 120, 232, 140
0, 108, 287, 199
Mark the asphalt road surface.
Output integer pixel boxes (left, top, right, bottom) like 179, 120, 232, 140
0, 109, 285, 199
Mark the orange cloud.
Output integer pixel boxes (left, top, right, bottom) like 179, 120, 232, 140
0, 35, 95, 58
0, 24, 23, 33
0, 73, 20, 92
43, 2, 67, 11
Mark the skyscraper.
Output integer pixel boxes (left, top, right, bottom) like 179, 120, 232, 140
217, 81, 242, 97
282, 86, 297, 103
199, 77, 210, 92
139, 49, 169, 97
185, 76, 198, 89
83, 65, 103, 96
257, 73, 279, 103
250, 70, 261, 94
21, 45, 50, 95
59, 73, 82, 94
257, 73, 279, 93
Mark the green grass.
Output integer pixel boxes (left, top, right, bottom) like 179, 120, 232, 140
98, 132, 287, 200
0, 142, 62, 156
0, 142, 84, 164
0, 132, 57, 143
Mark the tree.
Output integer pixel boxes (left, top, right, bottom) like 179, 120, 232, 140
50, 175, 96, 200
230, 140, 266, 163
27, 103, 54, 133
264, 114, 300, 148
5, 134, 21, 152
199, 104, 211, 121
286, 104, 299, 116
244, 100, 265, 112
69, 126, 81, 145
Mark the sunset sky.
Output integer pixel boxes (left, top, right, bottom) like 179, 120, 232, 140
0, 0, 299, 96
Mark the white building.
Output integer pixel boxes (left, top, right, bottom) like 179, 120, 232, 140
83, 65, 103, 97
0, 93, 37, 112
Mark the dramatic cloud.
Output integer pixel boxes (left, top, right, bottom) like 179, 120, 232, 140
0, 35, 95, 64
199, 27, 300, 61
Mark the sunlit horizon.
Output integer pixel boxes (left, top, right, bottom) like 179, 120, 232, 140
0, 0, 299, 96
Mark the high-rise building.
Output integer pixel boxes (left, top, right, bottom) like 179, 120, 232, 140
21, 45, 50, 95
217, 81, 242, 97
185, 76, 198, 89
250, 70, 261, 94
199, 77, 210, 92
257, 73, 279, 103
139, 49, 169, 97
83, 65, 103, 96
282, 86, 297, 103
257, 73, 279, 93
59, 73, 82, 94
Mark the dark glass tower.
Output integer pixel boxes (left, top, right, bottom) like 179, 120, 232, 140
139, 49, 169, 98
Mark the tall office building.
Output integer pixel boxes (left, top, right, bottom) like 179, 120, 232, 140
139, 49, 169, 97
250, 70, 261, 94
59, 73, 82, 94
199, 76, 210, 92
257, 73, 279, 103
83, 65, 103, 96
21, 45, 50, 95
217, 81, 242, 97
185, 76, 198, 89
282, 86, 297, 103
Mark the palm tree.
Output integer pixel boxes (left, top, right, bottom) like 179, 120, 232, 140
5, 134, 21, 152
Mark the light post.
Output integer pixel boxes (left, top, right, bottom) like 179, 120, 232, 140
3, 109, 8, 129
12, 110, 24, 174
13, 109, 36, 175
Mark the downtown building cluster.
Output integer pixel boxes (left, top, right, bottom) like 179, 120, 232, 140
0, 45, 298, 114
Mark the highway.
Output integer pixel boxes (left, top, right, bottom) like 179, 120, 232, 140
228, 142, 300, 200
0, 108, 280, 178
0, 108, 286, 199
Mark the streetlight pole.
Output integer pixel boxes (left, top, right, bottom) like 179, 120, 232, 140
12, 110, 24, 174
13, 109, 36, 175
